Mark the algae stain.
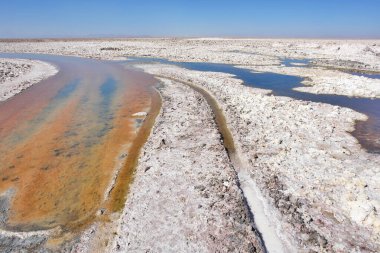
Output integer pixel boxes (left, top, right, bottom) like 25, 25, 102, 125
107, 87, 162, 212
0, 53, 159, 251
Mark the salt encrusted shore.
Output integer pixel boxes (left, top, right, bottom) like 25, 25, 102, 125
0, 58, 58, 101
1, 38, 379, 98
139, 64, 380, 252
1, 39, 379, 70
246, 64, 380, 98
109, 78, 263, 252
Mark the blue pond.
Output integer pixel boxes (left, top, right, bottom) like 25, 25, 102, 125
127, 57, 380, 153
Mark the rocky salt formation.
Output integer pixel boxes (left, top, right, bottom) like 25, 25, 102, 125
0, 60, 31, 82
140, 64, 380, 252
0, 58, 58, 101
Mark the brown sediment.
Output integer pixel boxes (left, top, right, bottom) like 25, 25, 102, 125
352, 117, 380, 154
106, 86, 162, 212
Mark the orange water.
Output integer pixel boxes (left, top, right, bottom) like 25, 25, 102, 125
0, 54, 157, 232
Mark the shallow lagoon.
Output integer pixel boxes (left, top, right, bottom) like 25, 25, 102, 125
0, 53, 157, 232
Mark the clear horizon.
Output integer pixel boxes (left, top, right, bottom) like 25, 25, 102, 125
1, 0, 379, 39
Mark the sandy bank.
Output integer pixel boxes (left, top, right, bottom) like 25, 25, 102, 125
140, 63, 380, 252
0, 58, 58, 101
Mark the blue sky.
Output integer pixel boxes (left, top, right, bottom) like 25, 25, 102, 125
0, 0, 379, 38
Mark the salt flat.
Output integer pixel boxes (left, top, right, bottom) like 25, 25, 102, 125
2, 38, 379, 98
0, 38, 379, 252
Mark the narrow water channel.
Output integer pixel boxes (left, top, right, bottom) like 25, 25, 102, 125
127, 57, 380, 154
0, 53, 158, 233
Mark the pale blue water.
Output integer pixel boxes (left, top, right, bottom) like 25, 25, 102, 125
281, 58, 311, 67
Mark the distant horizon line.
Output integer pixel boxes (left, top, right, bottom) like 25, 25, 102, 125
0, 35, 379, 41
